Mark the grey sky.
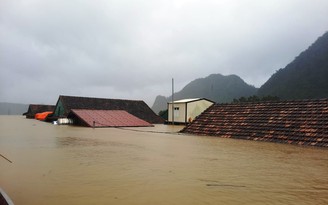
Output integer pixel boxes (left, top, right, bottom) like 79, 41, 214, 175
1, 0, 328, 106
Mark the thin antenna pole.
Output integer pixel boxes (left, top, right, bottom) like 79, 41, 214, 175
172, 78, 174, 125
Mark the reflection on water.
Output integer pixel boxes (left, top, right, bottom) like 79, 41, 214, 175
1, 116, 328, 205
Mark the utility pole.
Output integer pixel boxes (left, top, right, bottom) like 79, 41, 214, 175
172, 78, 174, 125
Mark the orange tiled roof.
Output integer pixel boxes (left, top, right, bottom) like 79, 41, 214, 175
181, 99, 328, 147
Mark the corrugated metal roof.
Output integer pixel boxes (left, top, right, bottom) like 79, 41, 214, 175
69, 109, 153, 127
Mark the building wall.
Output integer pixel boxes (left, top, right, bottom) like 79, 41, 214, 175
168, 99, 214, 123
167, 103, 186, 123
53, 100, 65, 117
187, 100, 214, 122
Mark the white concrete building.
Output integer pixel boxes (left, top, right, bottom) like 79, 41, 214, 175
167, 98, 214, 124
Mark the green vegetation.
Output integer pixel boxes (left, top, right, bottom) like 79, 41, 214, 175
258, 31, 328, 100
152, 31, 328, 114
233, 95, 280, 103
173, 74, 258, 103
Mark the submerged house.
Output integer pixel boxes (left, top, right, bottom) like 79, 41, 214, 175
50, 95, 164, 125
67, 109, 153, 127
167, 98, 214, 124
23, 104, 55, 119
181, 99, 328, 147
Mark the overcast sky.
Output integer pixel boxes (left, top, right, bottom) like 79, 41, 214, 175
1, 0, 328, 106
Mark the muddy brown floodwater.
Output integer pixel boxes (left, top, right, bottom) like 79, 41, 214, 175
0, 116, 328, 205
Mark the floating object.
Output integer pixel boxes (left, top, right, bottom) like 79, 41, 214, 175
206, 184, 246, 188
0, 153, 12, 163
35, 111, 53, 121
57, 118, 74, 125
0, 188, 14, 205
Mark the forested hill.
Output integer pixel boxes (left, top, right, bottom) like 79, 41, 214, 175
152, 74, 257, 114
258, 31, 328, 99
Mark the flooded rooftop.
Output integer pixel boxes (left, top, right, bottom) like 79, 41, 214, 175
0, 116, 328, 205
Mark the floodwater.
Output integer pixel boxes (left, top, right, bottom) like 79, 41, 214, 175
1, 116, 328, 205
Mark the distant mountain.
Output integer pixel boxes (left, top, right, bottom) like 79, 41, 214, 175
152, 95, 168, 114
152, 74, 258, 114
258, 31, 328, 99
0, 102, 28, 115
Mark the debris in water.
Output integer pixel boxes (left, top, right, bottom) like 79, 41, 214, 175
0, 153, 12, 163
206, 184, 246, 188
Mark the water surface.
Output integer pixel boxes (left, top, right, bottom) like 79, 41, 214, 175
0, 116, 328, 204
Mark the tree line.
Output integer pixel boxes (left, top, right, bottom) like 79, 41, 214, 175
232, 95, 280, 103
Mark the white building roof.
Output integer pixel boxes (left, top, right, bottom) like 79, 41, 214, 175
168, 98, 211, 104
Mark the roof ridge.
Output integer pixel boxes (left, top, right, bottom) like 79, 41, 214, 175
220, 98, 328, 106
59, 95, 143, 102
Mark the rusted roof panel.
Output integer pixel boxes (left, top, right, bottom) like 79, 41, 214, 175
69, 109, 153, 127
